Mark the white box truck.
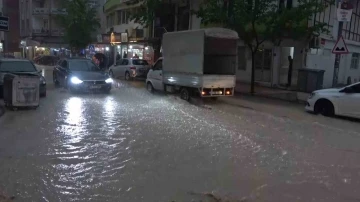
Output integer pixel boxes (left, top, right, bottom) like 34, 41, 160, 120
146, 28, 238, 100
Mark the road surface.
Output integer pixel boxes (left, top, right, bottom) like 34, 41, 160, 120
0, 66, 359, 202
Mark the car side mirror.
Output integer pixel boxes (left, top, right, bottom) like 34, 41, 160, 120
38, 70, 42, 74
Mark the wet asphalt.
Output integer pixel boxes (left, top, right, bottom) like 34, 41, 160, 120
0, 66, 360, 202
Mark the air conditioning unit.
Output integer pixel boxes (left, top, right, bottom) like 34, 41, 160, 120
309, 37, 320, 49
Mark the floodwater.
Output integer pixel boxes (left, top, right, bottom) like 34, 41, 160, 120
0, 66, 360, 201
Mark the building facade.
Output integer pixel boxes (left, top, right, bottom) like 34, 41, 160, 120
0, 0, 3, 53
103, 0, 200, 64
236, 0, 360, 89
19, 0, 102, 59
2, 0, 21, 54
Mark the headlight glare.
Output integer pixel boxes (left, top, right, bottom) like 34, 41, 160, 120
105, 78, 113, 83
71, 77, 83, 84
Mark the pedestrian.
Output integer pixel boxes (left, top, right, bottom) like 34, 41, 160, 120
287, 55, 293, 87
133, 53, 139, 59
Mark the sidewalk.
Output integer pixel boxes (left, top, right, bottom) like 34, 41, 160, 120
234, 82, 309, 104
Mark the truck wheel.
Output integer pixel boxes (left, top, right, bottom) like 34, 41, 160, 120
180, 88, 190, 101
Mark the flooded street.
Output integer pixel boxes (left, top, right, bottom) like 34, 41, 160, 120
0, 66, 360, 202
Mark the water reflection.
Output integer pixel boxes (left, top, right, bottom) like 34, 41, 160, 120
65, 97, 83, 125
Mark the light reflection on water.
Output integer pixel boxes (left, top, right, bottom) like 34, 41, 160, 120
65, 97, 83, 126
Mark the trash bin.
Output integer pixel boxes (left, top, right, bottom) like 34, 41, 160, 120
297, 68, 325, 93
3, 73, 40, 109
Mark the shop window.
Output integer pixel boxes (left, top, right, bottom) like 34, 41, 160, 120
350, 53, 359, 69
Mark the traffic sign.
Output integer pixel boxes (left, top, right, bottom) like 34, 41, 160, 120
88, 44, 95, 51
332, 36, 349, 54
0, 16, 9, 31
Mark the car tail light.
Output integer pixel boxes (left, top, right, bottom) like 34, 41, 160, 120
130, 66, 136, 70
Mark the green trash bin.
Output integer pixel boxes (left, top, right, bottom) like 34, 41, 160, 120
297, 68, 325, 93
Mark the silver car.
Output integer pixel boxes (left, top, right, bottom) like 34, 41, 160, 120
108, 58, 151, 80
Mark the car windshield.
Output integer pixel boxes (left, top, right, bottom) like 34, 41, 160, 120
132, 59, 148, 65
69, 60, 100, 71
0, 61, 37, 72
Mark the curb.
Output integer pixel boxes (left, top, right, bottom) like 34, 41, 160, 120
235, 91, 307, 105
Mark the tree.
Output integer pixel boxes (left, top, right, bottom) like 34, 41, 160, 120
127, 0, 163, 27
197, 0, 331, 94
57, 0, 100, 54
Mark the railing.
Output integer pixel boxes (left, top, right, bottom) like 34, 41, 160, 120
50, 8, 67, 15
33, 8, 49, 14
33, 28, 49, 36
50, 29, 65, 36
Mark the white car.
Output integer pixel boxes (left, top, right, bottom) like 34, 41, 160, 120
305, 82, 360, 118
146, 58, 163, 92
108, 58, 151, 80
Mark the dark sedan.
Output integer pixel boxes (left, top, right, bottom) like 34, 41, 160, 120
0, 58, 47, 97
53, 58, 113, 93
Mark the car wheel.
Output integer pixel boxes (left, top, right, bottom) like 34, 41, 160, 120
109, 70, 114, 78
315, 99, 334, 117
147, 82, 154, 93
180, 88, 190, 101
125, 72, 130, 81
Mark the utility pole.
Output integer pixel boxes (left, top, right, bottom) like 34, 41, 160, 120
332, 0, 343, 87
332, 0, 351, 87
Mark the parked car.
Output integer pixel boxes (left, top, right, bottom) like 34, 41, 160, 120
305, 82, 360, 119
53, 58, 113, 93
35, 55, 60, 66
108, 58, 151, 80
0, 58, 46, 97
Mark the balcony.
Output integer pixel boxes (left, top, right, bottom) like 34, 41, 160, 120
33, 28, 49, 36
33, 8, 49, 15
50, 8, 67, 15
50, 29, 65, 36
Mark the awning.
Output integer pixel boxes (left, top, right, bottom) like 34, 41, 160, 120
20, 38, 41, 47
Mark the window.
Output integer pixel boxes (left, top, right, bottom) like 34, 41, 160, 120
0, 61, 37, 72
153, 60, 163, 70
132, 59, 148, 65
61, 60, 68, 68
121, 10, 128, 24
116, 59, 122, 66
122, 59, 129, 65
350, 53, 359, 69
69, 60, 100, 71
352, 83, 360, 93
237, 47, 246, 70
117, 11, 122, 24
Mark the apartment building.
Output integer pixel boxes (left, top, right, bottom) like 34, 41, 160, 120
0, 0, 3, 53
1, 0, 21, 54
19, 0, 101, 58
103, 0, 200, 64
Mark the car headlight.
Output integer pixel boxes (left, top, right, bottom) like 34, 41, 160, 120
105, 78, 113, 83
70, 77, 83, 84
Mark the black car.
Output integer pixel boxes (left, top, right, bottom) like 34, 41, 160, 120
0, 58, 47, 97
53, 58, 113, 93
